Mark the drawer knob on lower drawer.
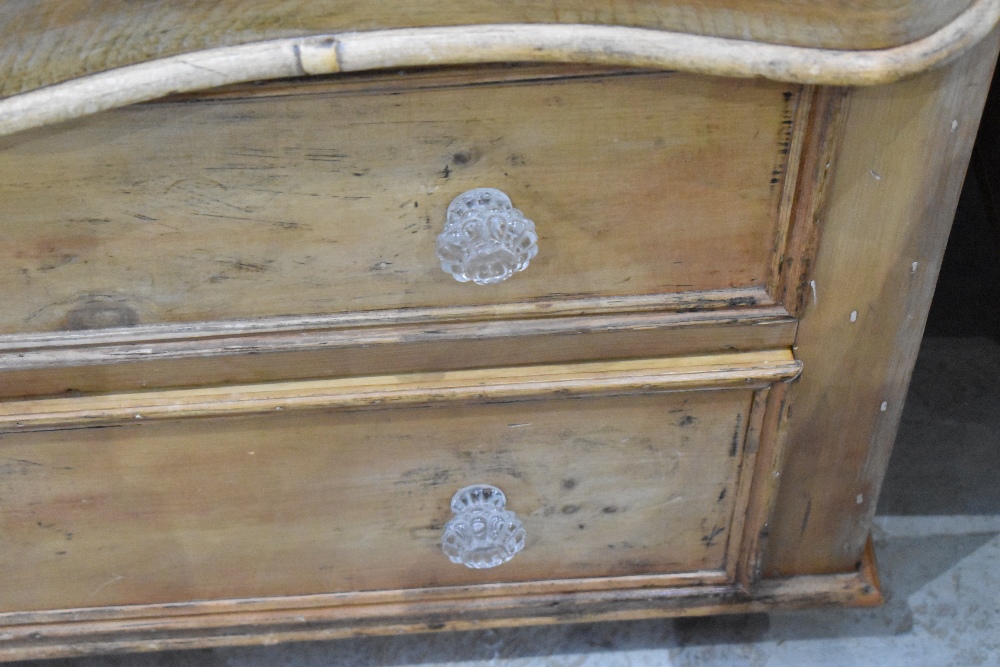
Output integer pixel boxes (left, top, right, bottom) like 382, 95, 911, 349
436, 188, 538, 285
441, 484, 526, 569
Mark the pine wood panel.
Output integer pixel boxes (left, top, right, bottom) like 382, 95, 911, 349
0, 305, 797, 399
763, 27, 1000, 575
0, 350, 801, 431
0, 69, 799, 335
0, 386, 756, 612
0, 1, 975, 99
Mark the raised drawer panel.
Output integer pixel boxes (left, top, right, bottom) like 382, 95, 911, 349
0, 352, 797, 613
0, 69, 800, 334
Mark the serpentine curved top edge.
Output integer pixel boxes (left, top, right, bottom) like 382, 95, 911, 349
0, 0, 996, 138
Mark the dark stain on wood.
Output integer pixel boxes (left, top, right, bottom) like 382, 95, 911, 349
561, 478, 577, 490
561, 504, 581, 514
64, 298, 140, 330
701, 526, 725, 547
395, 467, 452, 486
717, 487, 727, 503
677, 415, 697, 427
730, 414, 742, 456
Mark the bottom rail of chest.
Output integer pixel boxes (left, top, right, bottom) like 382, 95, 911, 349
0, 350, 882, 660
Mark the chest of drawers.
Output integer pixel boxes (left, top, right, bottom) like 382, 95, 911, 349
0, 1, 997, 659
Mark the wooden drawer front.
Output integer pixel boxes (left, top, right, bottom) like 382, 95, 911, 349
0, 68, 800, 334
0, 352, 797, 614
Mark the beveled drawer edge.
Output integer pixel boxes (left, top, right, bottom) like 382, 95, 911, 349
0, 541, 880, 662
0, 307, 795, 370
0, 570, 730, 627
0, 350, 800, 432
0, 288, 779, 353
1, 0, 998, 139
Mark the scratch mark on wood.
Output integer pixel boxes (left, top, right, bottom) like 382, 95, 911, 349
7, 458, 73, 470
701, 526, 724, 547
87, 574, 124, 599
730, 414, 742, 456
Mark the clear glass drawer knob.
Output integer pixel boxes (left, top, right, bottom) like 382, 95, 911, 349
441, 484, 526, 569
436, 188, 538, 285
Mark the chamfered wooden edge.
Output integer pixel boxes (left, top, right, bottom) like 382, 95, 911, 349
0, 0, 998, 138
0, 350, 801, 431
0, 537, 881, 662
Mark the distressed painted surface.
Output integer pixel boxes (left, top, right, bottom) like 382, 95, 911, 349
0, 389, 751, 612
0, 69, 798, 333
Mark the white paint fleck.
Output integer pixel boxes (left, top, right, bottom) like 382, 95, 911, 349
88, 574, 124, 599
911, 261, 919, 273
850, 310, 858, 322
508, 423, 532, 428
869, 169, 882, 181
247, 451, 255, 455
880, 401, 888, 412
133, 414, 142, 419
951, 119, 959, 132
274, 406, 283, 410
810, 280, 818, 305
856, 494, 864, 504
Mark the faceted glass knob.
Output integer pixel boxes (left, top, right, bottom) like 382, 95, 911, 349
441, 484, 526, 569
436, 188, 538, 285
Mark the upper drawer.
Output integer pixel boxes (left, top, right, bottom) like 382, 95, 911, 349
0, 67, 800, 335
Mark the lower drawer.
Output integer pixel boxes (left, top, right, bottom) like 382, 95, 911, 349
0, 351, 798, 615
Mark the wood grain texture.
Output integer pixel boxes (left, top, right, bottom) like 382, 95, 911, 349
0, 306, 797, 399
0, 544, 880, 662
0, 0, 984, 100
763, 27, 1000, 575
0, 69, 798, 334
0, 387, 755, 612
0, 350, 801, 430
1, 2, 998, 138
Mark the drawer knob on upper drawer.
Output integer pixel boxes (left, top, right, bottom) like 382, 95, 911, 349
441, 484, 526, 569
436, 188, 539, 285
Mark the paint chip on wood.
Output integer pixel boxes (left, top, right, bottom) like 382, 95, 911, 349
856, 494, 864, 504
869, 169, 881, 181
850, 310, 858, 322
880, 401, 888, 412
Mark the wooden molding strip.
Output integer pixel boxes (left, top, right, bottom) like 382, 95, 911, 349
0, 0, 997, 138
0, 288, 777, 353
0, 542, 880, 661
0, 571, 730, 627
0, 351, 800, 431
